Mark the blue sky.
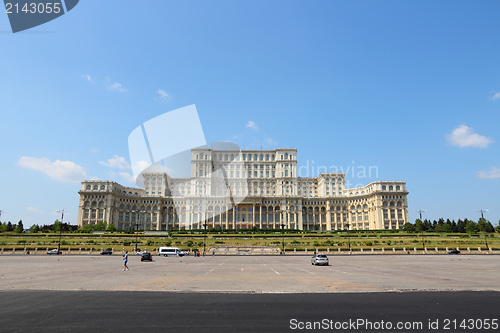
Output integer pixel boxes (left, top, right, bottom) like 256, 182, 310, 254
1, 0, 499, 227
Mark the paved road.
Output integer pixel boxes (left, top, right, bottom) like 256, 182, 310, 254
1, 255, 499, 293
1, 291, 499, 332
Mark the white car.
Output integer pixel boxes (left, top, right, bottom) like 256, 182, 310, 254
136, 250, 148, 256
311, 254, 329, 266
47, 249, 61, 255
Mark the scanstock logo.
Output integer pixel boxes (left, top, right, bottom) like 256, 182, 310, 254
4, 0, 79, 33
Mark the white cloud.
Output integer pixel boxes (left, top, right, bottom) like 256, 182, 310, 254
17, 156, 88, 183
246, 120, 258, 131
477, 166, 500, 179
105, 77, 127, 93
119, 172, 136, 184
27, 207, 42, 213
155, 89, 171, 102
445, 125, 493, 148
491, 92, 500, 101
81, 74, 92, 82
99, 155, 130, 169
264, 136, 277, 146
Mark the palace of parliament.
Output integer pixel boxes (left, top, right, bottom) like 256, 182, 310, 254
77, 148, 409, 231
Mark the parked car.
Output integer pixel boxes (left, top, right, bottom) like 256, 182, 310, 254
47, 249, 61, 255
100, 250, 112, 255
311, 254, 329, 266
448, 249, 460, 254
141, 252, 153, 261
136, 250, 148, 256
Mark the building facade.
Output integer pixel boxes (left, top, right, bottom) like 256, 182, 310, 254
77, 148, 409, 231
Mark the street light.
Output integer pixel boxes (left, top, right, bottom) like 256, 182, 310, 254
477, 210, 489, 250
56, 210, 67, 253
280, 223, 285, 255
414, 210, 427, 250
203, 223, 207, 256
345, 221, 351, 253
134, 210, 143, 253
477, 209, 488, 220
280, 206, 289, 255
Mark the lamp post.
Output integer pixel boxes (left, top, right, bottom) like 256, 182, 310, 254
280, 223, 285, 255
56, 210, 67, 253
134, 210, 143, 253
414, 210, 427, 250
280, 206, 289, 255
203, 223, 207, 256
477, 210, 489, 250
345, 221, 351, 253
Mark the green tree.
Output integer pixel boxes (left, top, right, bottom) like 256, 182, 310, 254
495, 221, 500, 233
80, 224, 95, 233
403, 222, 415, 232
52, 220, 62, 232
414, 219, 423, 232
107, 224, 118, 232
0, 222, 8, 232
7, 222, 13, 232
95, 221, 107, 231
465, 220, 478, 233
477, 218, 494, 233
29, 224, 40, 233
14, 220, 24, 233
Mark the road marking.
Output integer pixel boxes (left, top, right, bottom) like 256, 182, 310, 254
269, 268, 280, 275
298, 268, 315, 275
241, 268, 244, 272
205, 268, 215, 275
219, 263, 224, 266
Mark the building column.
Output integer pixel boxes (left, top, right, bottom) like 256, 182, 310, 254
259, 206, 262, 229
326, 209, 331, 231
298, 209, 303, 230
232, 207, 236, 229
252, 204, 255, 228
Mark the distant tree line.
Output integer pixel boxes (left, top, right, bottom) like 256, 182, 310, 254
0, 220, 118, 233
404, 218, 499, 233
0, 220, 24, 233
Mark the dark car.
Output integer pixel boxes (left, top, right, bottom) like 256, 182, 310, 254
100, 250, 112, 255
448, 249, 460, 254
141, 252, 153, 261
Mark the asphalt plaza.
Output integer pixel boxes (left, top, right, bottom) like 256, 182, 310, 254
1, 254, 499, 293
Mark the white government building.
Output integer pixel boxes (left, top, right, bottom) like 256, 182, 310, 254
77, 148, 409, 231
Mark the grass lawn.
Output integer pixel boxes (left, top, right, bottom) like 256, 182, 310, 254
1, 231, 498, 253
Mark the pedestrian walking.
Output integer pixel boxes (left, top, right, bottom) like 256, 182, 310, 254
212, 250, 215, 256
123, 251, 129, 271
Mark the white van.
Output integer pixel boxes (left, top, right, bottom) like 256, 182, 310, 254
158, 247, 181, 257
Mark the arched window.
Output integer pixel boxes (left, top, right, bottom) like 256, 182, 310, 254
86, 185, 91, 190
